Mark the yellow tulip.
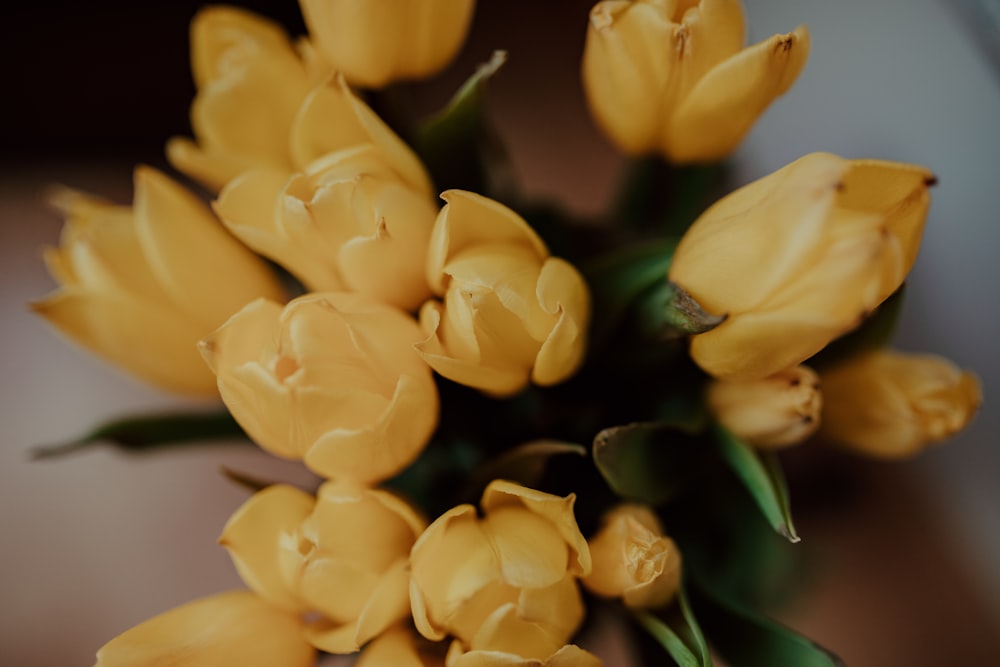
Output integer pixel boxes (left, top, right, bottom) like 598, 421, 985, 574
669, 152, 934, 380
32, 167, 284, 396
410, 480, 591, 647
707, 365, 822, 449
444, 605, 602, 667
199, 291, 439, 484
220, 482, 427, 653
215, 145, 437, 311
167, 5, 432, 194
582, 0, 809, 162
417, 191, 591, 397
582, 504, 682, 609
299, 0, 476, 88
93, 590, 315, 667
819, 350, 981, 459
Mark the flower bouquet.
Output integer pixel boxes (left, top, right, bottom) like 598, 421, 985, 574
30, 1, 983, 665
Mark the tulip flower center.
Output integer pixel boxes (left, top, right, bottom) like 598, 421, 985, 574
274, 356, 300, 382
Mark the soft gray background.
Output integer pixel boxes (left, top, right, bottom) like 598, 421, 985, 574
1, 0, 997, 665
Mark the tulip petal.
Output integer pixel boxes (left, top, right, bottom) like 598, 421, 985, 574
189, 6, 294, 89
839, 160, 933, 286
290, 76, 432, 195
165, 137, 260, 194
518, 576, 586, 644
481, 481, 591, 577
669, 152, 848, 314
410, 505, 501, 641
355, 626, 433, 667
483, 506, 569, 589
93, 590, 314, 667
133, 166, 285, 329
305, 372, 438, 483
582, 1, 679, 154
220, 485, 315, 610
532, 258, 590, 386
428, 191, 548, 293
471, 603, 564, 661
32, 289, 217, 395
666, 26, 810, 162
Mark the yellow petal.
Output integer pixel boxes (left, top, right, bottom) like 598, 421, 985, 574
410, 504, 501, 641
517, 575, 586, 645
219, 485, 315, 610
666, 26, 810, 162
165, 137, 260, 194
581, 0, 678, 154
93, 590, 314, 667
132, 166, 285, 329
481, 481, 591, 577
469, 603, 564, 661
290, 76, 432, 194
483, 506, 569, 589
669, 152, 847, 315
189, 6, 294, 89
31, 289, 217, 395
532, 258, 590, 386
428, 191, 548, 293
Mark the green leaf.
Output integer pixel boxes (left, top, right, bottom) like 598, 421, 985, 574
636, 280, 726, 341
416, 50, 507, 194
689, 572, 843, 667
612, 157, 727, 235
632, 587, 712, 667
593, 420, 707, 505
461, 439, 586, 501
711, 424, 799, 542
31, 411, 247, 459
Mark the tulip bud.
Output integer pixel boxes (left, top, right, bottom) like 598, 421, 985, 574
417, 190, 591, 397
32, 167, 285, 396
220, 482, 427, 654
215, 145, 437, 311
199, 292, 439, 484
299, 0, 476, 88
93, 591, 315, 667
582, 504, 682, 609
707, 365, 822, 449
669, 152, 934, 380
582, 0, 809, 162
410, 481, 591, 647
819, 350, 981, 459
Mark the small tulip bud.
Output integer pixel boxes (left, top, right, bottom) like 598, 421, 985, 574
707, 365, 822, 449
582, 504, 682, 609
820, 350, 981, 459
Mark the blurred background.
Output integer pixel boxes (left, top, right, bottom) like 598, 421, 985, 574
2, 0, 998, 665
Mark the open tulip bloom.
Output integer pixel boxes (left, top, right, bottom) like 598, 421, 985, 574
32, 1, 982, 666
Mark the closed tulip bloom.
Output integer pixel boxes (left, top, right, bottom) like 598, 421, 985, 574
199, 292, 438, 484
582, 0, 809, 162
215, 145, 437, 311
220, 482, 426, 653
707, 365, 822, 449
410, 481, 592, 647
669, 152, 934, 380
820, 350, 981, 459
93, 590, 315, 667
32, 167, 284, 395
444, 605, 601, 667
582, 504, 682, 609
417, 190, 590, 396
299, 0, 476, 88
